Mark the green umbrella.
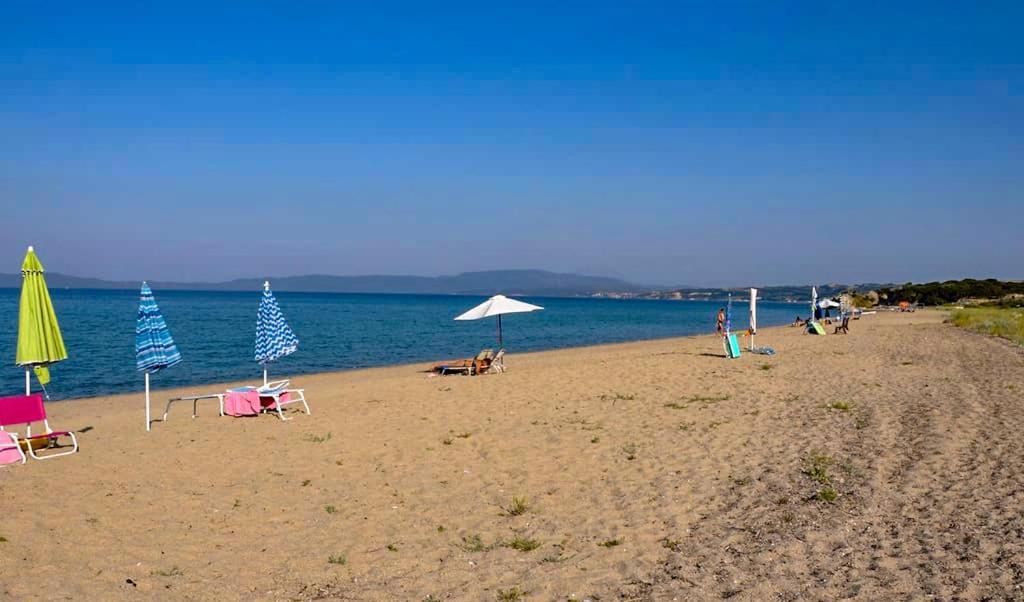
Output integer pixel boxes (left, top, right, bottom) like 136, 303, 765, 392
16, 246, 67, 395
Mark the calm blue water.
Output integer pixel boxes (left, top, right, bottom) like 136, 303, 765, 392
0, 289, 797, 400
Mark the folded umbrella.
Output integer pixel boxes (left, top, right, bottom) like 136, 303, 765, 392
16, 246, 68, 397
136, 282, 182, 431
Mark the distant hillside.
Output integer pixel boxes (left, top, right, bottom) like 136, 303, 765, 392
0, 269, 648, 297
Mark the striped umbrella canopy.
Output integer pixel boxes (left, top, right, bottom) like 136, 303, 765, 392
16, 246, 68, 395
255, 281, 298, 385
136, 282, 181, 431
136, 282, 181, 373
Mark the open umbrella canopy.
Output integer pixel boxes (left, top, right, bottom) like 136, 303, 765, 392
136, 282, 181, 373
255, 281, 298, 366
454, 294, 543, 348
454, 295, 544, 321
16, 246, 67, 375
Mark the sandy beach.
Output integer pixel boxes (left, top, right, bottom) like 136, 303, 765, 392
1, 309, 1022, 601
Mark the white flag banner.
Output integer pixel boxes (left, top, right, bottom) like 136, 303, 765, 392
749, 288, 758, 334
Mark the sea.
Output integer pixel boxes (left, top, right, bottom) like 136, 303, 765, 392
0, 289, 799, 400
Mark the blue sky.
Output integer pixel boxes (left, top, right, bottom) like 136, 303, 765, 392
1, 1, 1021, 286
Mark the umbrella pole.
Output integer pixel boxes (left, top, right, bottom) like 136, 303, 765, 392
145, 370, 150, 432
145, 372, 151, 432
25, 368, 30, 396
263, 368, 268, 387
497, 314, 503, 348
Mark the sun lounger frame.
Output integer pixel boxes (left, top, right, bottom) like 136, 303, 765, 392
256, 380, 311, 421
162, 393, 226, 421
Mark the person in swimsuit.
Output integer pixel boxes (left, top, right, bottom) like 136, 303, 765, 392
716, 308, 726, 335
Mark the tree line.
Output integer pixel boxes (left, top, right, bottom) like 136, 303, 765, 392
876, 279, 1024, 306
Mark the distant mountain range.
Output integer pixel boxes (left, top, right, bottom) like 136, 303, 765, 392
0, 269, 650, 297
0, 268, 894, 301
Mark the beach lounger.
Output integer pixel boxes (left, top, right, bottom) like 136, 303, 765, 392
0, 394, 78, 460
256, 380, 311, 421
433, 349, 494, 376
163, 393, 225, 421
480, 348, 506, 374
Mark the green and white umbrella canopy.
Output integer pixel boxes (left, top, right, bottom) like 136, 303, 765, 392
16, 246, 67, 395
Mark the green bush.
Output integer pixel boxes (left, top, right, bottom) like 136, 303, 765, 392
949, 308, 1024, 345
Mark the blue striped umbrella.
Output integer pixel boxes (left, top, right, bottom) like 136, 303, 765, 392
255, 281, 298, 385
136, 282, 181, 431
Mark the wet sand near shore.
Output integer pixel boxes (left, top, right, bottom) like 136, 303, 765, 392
1, 309, 1022, 601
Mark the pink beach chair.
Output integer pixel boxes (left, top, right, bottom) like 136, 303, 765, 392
0, 394, 79, 461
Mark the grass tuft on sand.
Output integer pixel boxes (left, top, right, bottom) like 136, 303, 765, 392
497, 587, 528, 601
504, 536, 542, 552
151, 566, 184, 577
504, 496, 530, 516
303, 432, 332, 443
804, 452, 833, 485
461, 534, 489, 552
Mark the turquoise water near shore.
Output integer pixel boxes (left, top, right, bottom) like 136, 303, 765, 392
0, 289, 797, 400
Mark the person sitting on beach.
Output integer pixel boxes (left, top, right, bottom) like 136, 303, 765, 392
791, 316, 805, 327
716, 308, 725, 335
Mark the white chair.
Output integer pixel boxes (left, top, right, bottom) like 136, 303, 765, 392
482, 348, 506, 374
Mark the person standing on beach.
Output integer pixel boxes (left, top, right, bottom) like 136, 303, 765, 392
716, 307, 726, 336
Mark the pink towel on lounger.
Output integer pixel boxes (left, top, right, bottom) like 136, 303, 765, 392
0, 431, 22, 465
260, 391, 290, 410
223, 390, 261, 416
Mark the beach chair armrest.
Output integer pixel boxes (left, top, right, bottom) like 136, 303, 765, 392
25, 429, 78, 460
24, 430, 71, 440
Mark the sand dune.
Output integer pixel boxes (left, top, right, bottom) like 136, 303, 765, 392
2, 310, 1023, 600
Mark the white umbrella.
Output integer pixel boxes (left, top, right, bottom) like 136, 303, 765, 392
811, 286, 818, 322
454, 294, 543, 348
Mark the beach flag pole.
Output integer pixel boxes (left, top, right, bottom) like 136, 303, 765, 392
749, 288, 758, 351
723, 293, 732, 357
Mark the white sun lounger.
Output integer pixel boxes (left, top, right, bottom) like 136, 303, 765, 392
253, 380, 311, 421
163, 393, 225, 421
163, 381, 310, 423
